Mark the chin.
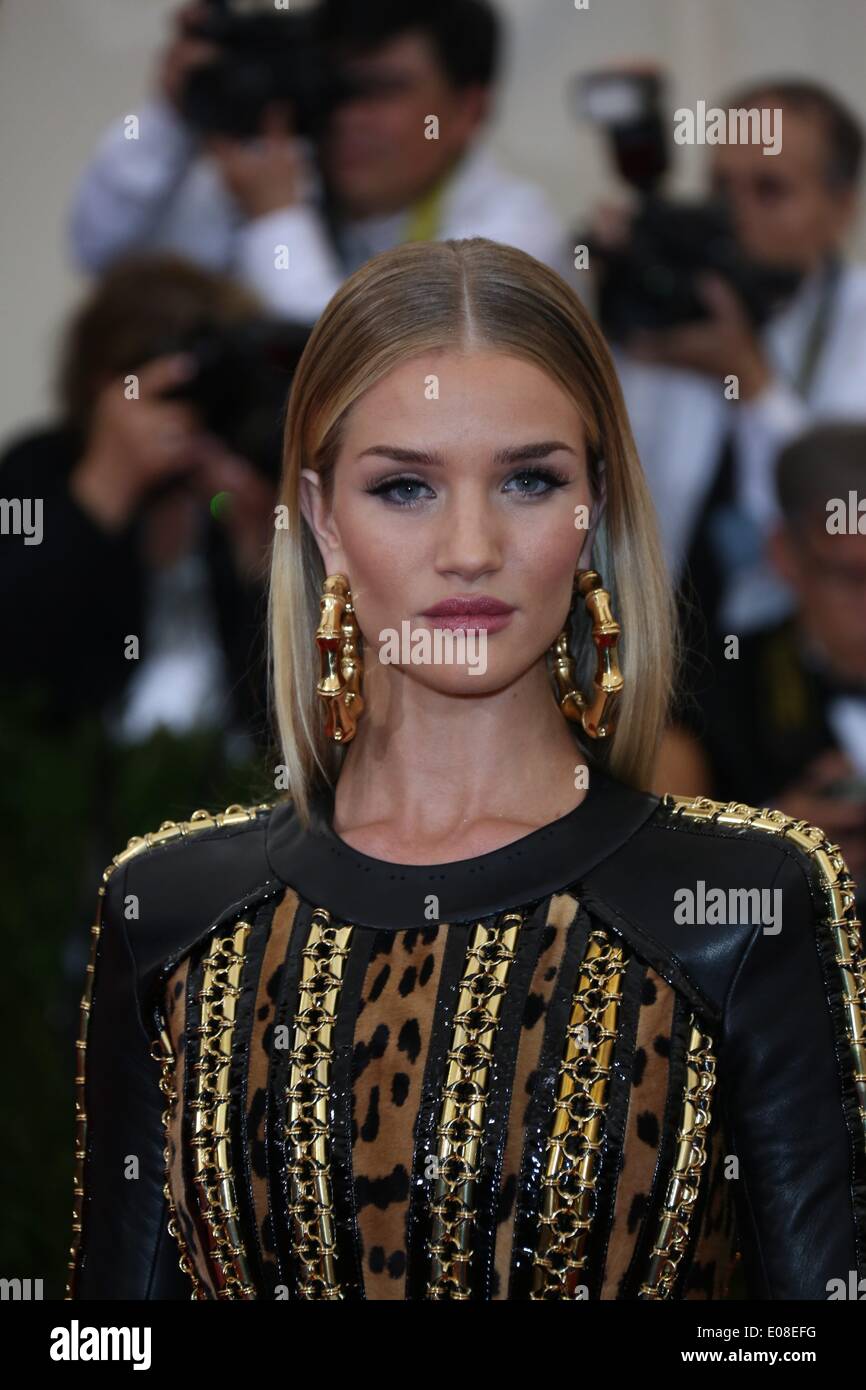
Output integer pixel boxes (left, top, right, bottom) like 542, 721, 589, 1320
398, 650, 541, 699
334, 171, 385, 209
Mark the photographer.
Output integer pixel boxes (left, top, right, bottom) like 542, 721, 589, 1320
669, 423, 866, 891
0, 255, 286, 739
588, 77, 866, 690
68, 0, 569, 321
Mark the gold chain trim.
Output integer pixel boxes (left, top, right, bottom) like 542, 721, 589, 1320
64, 801, 271, 1300
426, 911, 524, 1299
662, 794, 866, 1142
190, 921, 256, 1297
531, 926, 627, 1299
638, 1019, 717, 1298
66, 915, 100, 1297
115, 802, 273, 868
285, 908, 354, 1299
151, 1023, 206, 1298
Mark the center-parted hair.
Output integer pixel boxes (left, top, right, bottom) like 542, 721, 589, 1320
268, 237, 679, 825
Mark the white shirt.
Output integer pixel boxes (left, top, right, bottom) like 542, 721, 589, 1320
614, 261, 866, 631
826, 698, 866, 777
104, 545, 230, 746
68, 96, 572, 320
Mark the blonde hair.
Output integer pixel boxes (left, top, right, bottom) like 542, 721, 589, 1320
267, 237, 680, 827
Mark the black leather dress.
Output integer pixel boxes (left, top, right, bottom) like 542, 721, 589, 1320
66, 759, 866, 1300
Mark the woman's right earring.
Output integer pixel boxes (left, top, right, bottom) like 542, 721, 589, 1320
550, 568, 624, 738
315, 573, 365, 743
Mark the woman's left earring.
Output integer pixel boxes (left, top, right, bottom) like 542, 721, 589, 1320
315, 573, 365, 743
550, 568, 623, 738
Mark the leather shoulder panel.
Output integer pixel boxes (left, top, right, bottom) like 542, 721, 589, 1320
101, 800, 284, 1023
580, 790, 847, 1021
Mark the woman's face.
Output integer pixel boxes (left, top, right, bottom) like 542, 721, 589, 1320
301, 349, 599, 697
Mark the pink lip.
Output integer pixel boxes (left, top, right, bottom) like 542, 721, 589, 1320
422, 596, 515, 616
420, 595, 516, 633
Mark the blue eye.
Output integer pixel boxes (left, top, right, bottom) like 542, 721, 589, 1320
363, 465, 570, 508
364, 475, 435, 508
503, 467, 570, 497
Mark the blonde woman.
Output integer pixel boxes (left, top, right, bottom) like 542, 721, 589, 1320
68, 238, 866, 1302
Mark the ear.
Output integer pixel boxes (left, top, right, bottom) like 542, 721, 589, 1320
299, 468, 347, 574
454, 83, 490, 141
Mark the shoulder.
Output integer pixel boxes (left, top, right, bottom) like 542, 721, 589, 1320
0, 424, 80, 482
448, 145, 564, 227
596, 785, 827, 889
96, 799, 283, 1002
582, 787, 852, 1019
645, 787, 834, 869
840, 261, 866, 309
101, 799, 276, 892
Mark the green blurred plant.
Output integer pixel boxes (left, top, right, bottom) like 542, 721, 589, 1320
0, 684, 274, 1297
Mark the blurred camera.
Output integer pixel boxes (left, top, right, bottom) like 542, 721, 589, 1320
155, 317, 311, 480
571, 69, 802, 341
179, 0, 358, 139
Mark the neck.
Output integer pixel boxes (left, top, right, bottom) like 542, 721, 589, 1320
331, 656, 591, 849
340, 147, 469, 223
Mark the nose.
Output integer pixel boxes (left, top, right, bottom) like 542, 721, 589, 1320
330, 95, 378, 136
433, 483, 504, 583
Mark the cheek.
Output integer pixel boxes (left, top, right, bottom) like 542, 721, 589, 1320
378, 105, 425, 152
340, 523, 417, 630
772, 196, 816, 237
509, 525, 582, 637
518, 505, 584, 573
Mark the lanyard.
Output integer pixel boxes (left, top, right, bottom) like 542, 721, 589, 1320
402, 177, 447, 244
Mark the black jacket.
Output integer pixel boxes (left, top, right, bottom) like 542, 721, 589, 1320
66, 762, 866, 1300
678, 613, 864, 799
0, 425, 268, 733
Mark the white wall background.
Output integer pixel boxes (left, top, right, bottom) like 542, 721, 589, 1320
2, 0, 865, 442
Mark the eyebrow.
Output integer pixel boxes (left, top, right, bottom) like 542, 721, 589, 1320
357, 441, 580, 467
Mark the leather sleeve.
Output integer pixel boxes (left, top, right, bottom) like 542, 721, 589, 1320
719, 844, 866, 1299
70, 861, 194, 1300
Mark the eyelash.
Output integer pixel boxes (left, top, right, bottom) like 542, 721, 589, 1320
364, 466, 571, 509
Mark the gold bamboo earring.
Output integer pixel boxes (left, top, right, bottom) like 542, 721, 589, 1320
550, 568, 623, 738
315, 573, 364, 743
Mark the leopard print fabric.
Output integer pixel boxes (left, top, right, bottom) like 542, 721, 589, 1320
351, 926, 447, 1297
160, 886, 732, 1298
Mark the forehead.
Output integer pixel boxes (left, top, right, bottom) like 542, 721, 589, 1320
338, 31, 440, 81
710, 106, 828, 181
805, 515, 866, 554
341, 350, 586, 443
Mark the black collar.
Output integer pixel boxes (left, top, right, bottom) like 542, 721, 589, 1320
264, 758, 660, 929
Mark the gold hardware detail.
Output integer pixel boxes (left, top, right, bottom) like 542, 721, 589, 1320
190, 921, 256, 1297
426, 911, 524, 1299
638, 1020, 717, 1298
285, 908, 354, 1298
151, 1025, 206, 1298
531, 926, 627, 1298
